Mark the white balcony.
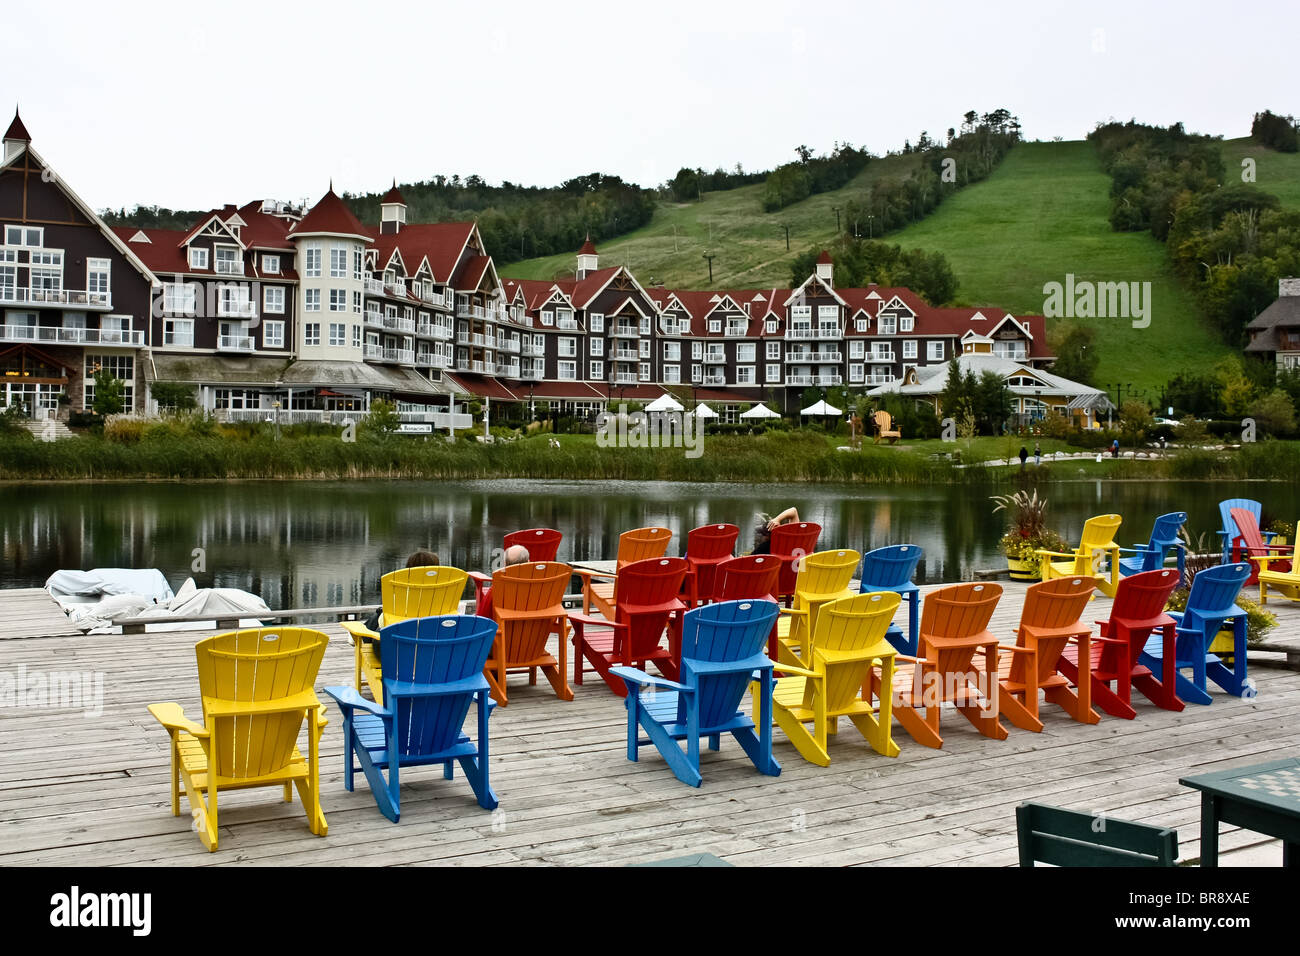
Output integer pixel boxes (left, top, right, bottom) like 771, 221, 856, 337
383, 347, 415, 364
613, 349, 639, 361
556, 318, 580, 331
703, 374, 726, 386
382, 315, 416, 334
217, 301, 257, 319
365, 278, 386, 296
867, 351, 895, 363
609, 372, 639, 385
384, 280, 408, 298
518, 363, 543, 381
217, 335, 255, 352
788, 351, 842, 363
495, 363, 520, 377
417, 322, 453, 340
456, 304, 486, 320
214, 260, 244, 276
785, 328, 841, 341
0, 324, 144, 346
703, 352, 728, 364
523, 343, 545, 357
0, 286, 113, 310
419, 289, 446, 307
865, 374, 895, 385
364, 344, 384, 360
611, 326, 639, 338
499, 337, 521, 353
365, 311, 384, 328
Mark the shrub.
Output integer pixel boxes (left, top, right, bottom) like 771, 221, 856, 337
103, 416, 147, 444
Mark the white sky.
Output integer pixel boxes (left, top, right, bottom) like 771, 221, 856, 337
5, 0, 1298, 211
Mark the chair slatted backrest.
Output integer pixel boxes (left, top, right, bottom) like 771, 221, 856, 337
1149, 512, 1187, 551
796, 549, 862, 598
1179, 563, 1250, 638
381, 566, 469, 625
1017, 802, 1177, 867
685, 524, 740, 600
1108, 569, 1181, 665
1012, 577, 1095, 685
770, 522, 822, 596
196, 627, 328, 779
713, 554, 781, 603
859, 545, 922, 592
1078, 514, 1123, 559
492, 561, 571, 662
617, 527, 672, 570
379, 615, 496, 759
677, 599, 780, 730
919, 583, 1002, 673
616, 557, 688, 659
804, 592, 901, 712
1220, 498, 1262, 547
504, 528, 562, 562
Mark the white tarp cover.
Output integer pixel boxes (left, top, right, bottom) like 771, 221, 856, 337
126, 579, 272, 621
740, 403, 781, 419
45, 568, 175, 604
690, 403, 718, 417
800, 399, 842, 416
645, 393, 685, 412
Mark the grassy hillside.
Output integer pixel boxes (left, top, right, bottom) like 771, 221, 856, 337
499, 152, 924, 288
1219, 136, 1300, 208
887, 140, 1231, 396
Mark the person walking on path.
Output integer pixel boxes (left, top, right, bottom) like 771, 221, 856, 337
1033, 442, 1041, 466
1018, 446, 1028, 469
1112, 438, 1120, 458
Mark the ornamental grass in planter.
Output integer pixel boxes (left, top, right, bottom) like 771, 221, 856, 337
990, 489, 1069, 580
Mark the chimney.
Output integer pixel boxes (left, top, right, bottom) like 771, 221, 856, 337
1280, 277, 1300, 297
815, 250, 833, 287
380, 180, 406, 235
576, 236, 598, 280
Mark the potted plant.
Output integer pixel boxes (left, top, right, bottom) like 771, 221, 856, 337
990, 489, 1069, 581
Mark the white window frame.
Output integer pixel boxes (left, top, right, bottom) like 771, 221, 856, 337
928, 341, 944, 361
262, 255, 280, 274
590, 337, 603, 356
663, 342, 680, 361
766, 341, 780, 359
903, 340, 918, 359
304, 243, 322, 278
589, 360, 603, 379
188, 247, 209, 270
305, 289, 321, 312
263, 319, 285, 348
329, 322, 346, 346
558, 336, 576, 358
304, 322, 321, 346
264, 286, 285, 314
765, 363, 781, 382
558, 360, 576, 380
589, 312, 604, 332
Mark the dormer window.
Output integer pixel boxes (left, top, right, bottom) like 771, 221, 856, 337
263, 255, 280, 274
189, 247, 209, 270
709, 319, 721, 333
214, 246, 241, 275
900, 315, 914, 332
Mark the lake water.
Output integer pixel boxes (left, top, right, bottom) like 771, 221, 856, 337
2, 478, 1297, 608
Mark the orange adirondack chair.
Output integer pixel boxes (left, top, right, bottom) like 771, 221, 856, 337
873, 409, 901, 444
505, 527, 563, 562
713, 554, 782, 657
989, 576, 1100, 732
1229, 507, 1292, 586
576, 526, 673, 618
890, 582, 1006, 749
341, 566, 468, 705
683, 523, 740, 607
570, 557, 688, 696
1058, 568, 1183, 719
770, 521, 822, 605
774, 548, 861, 667
484, 561, 575, 705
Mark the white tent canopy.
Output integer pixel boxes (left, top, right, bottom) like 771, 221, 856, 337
740, 403, 781, 419
645, 393, 684, 412
689, 403, 718, 418
800, 399, 842, 416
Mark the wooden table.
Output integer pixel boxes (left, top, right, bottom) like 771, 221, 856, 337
1180, 757, 1300, 867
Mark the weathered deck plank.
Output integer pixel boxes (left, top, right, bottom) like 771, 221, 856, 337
1, 579, 1298, 866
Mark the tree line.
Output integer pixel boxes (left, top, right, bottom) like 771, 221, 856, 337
760, 142, 874, 212
788, 238, 958, 305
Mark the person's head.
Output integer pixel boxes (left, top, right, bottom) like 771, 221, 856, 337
504, 545, 530, 566
406, 550, 440, 568
753, 513, 773, 550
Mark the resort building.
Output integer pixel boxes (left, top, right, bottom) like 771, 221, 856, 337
1245, 278, 1300, 371
1, 112, 1059, 428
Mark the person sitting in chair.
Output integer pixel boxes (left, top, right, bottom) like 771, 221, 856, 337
475, 544, 531, 619
751, 507, 800, 555
361, 550, 439, 635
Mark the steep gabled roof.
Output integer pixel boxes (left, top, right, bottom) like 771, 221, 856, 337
381, 181, 405, 204
4, 109, 31, 143
578, 237, 598, 256
289, 188, 373, 240
371, 222, 475, 284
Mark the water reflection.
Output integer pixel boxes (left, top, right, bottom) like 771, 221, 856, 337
3, 479, 1297, 608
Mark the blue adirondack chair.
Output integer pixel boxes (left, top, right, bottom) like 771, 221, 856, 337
1218, 499, 1273, 562
1139, 563, 1254, 704
859, 544, 924, 655
324, 614, 498, 822
612, 599, 781, 788
1119, 512, 1187, 582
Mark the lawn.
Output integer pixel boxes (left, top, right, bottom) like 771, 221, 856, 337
1220, 136, 1300, 209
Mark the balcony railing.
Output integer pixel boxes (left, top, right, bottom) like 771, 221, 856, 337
382, 315, 416, 334
0, 286, 113, 309
867, 351, 895, 363
865, 374, 895, 385
518, 363, 543, 381
419, 289, 446, 307
609, 372, 639, 385
611, 326, 639, 338
417, 322, 453, 340
456, 304, 486, 320
217, 302, 257, 319
0, 325, 143, 345
365, 311, 384, 328
217, 335, 255, 352
789, 351, 842, 363
382, 348, 415, 364
703, 352, 727, 364
384, 281, 408, 297
784, 327, 840, 340
214, 260, 244, 275
364, 344, 384, 360
556, 317, 579, 331
499, 338, 520, 353
495, 363, 520, 377
523, 343, 545, 357
613, 349, 639, 361
364, 278, 386, 296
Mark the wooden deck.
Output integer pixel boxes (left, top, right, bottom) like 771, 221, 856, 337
1, 581, 1298, 867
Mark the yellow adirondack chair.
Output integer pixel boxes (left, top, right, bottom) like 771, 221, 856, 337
873, 410, 901, 444
774, 548, 861, 667
341, 566, 468, 705
1035, 514, 1123, 598
147, 627, 329, 852
1255, 530, 1300, 603
761, 591, 902, 765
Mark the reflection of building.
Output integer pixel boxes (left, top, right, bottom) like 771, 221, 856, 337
1245, 278, 1300, 371
868, 353, 1114, 428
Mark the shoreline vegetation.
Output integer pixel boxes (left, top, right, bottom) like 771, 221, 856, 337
3, 431, 1298, 484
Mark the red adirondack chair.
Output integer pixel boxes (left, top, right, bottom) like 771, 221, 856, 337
770, 522, 822, 605
683, 523, 740, 607
1058, 568, 1183, 719
712, 554, 781, 657
570, 557, 688, 696
995, 576, 1100, 731
1229, 507, 1291, 585
505, 528, 563, 562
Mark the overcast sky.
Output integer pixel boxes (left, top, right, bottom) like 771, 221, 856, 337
5, 0, 1297, 211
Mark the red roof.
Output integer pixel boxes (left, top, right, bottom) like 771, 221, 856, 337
371, 222, 474, 283
456, 255, 492, 292
381, 182, 405, 204
578, 238, 597, 256
4, 109, 30, 143
291, 188, 373, 239
570, 265, 621, 308
444, 374, 518, 401
816, 250, 833, 265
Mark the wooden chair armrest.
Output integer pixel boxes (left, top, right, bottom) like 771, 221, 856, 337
147, 702, 209, 737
